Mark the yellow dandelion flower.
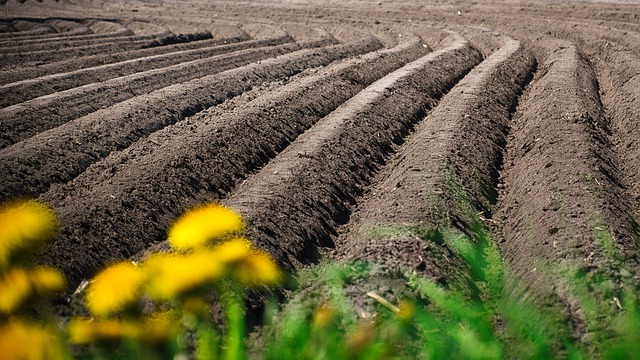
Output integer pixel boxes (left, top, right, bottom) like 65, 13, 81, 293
68, 318, 140, 345
145, 251, 223, 301
86, 261, 146, 317
0, 320, 66, 360
213, 237, 252, 263
67, 318, 96, 345
211, 238, 282, 286
30, 266, 66, 294
0, 321, 30, 360
168, 204, 244, 250
94, 320, 140, 341
142, 311, 178, 343
183, 296, 209, 318
0, 200, 57, 268
0, 267, 32, 314
397, 300, 416, 321
232, 251, 282, 286
312, 303, 336, 329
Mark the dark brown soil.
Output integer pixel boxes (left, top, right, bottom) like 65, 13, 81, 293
0, 35, 380, 201
0, 31, 249, 85
41, 33, 428, 287
334, 32, 535, 298
2, 0, 640, 355
226, 32, 481, 270
496, 38, 640, 346
0, 31, 336, 148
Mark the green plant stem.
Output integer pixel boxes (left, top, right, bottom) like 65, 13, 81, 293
224, 292, 245, 360
196, 321, 219, 360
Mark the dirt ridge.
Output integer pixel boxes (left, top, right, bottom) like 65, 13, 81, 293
497, 38, 640, 350
0, 32, 336, 146
39, 33, 430, 289
0, 33, 250, 85
0, 21, 172, 67
0, 20, 53, 39
224, 32, 481, 271
332, 34, 535, 300
0, 19, 133, 47
0, 30, 294, 108
0, 35, 383, 203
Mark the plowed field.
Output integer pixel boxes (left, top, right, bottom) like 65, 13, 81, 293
2, 0, 640, 356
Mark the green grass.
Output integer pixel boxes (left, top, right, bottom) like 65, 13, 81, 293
259, 259, 503, 360
257, 167, 557, 359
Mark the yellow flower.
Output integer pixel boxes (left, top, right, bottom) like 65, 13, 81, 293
168, 204, 244, 250
212, 239, 282, 286
232, 251, 282, 286
0, 320, 66, 360
68, 318, 140, 345
346, 322, 375, 354
30, 266, 66, 294
86, 261, 146, 317
145, 251, 223, 301
397, 300, 416, 321
0, 266, 66, 315
0, 200, 57, 268
183, 296, 209, 318
67, 318, 95, 345
142, 311, 178, 343
214, 237, 252, 263
312, 303, 336, 329
68, 314, 176, 345
0, 267, 32, 314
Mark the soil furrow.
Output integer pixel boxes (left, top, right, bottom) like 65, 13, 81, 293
0, 30, 296, 108
0, 20, 134, 46
0, 34, 336, 148
0, 26, 50, 38
0, 22, 52, 39
0, 21, 12, 32
0, 28, 60, 39
0, 18, 93, 42
0, 36, 166, 68
0, 35, 382, 204
0, 34, 249, 85
496, 38, 640, 350
0, 27, 171, 53
0, 24, 172, 67
581, 37, 640, 219
222, 33, 482, 272
331, 35, 534, 300
0, 28, 127, 48
37, 33, 430, 290
44, 18, 92, 34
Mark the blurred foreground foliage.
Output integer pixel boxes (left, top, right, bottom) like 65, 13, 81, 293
0, 199, 638, 359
